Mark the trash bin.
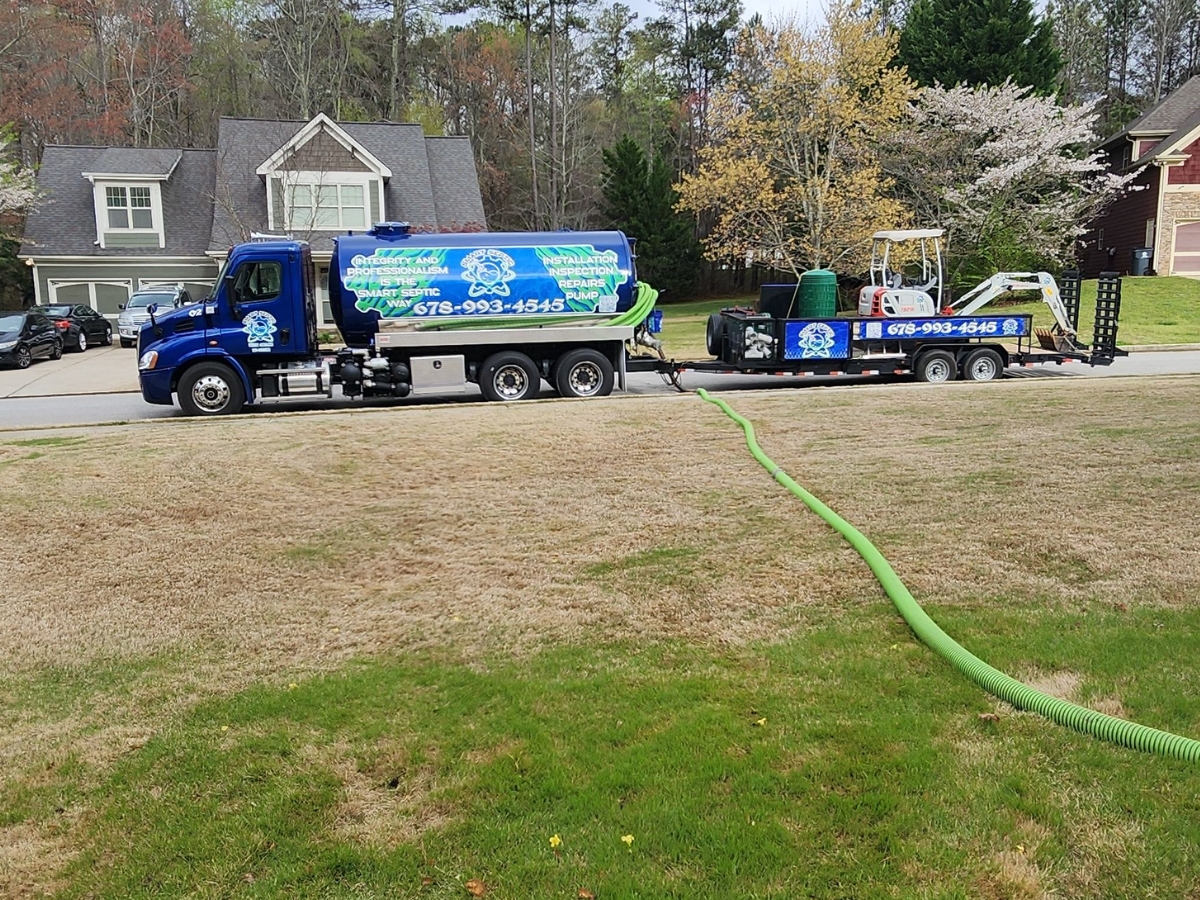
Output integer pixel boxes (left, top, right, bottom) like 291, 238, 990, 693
796, 269, 839, 317
1131, 247, 1153, 276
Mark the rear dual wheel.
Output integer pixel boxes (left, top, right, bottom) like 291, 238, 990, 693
479, 351, 541, 402
553, 348, 614, 399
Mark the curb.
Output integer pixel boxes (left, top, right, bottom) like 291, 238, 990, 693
1123, 343, 1200, 352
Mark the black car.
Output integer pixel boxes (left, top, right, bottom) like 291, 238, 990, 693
32, 304, 113, 353
0, 311, 63, 368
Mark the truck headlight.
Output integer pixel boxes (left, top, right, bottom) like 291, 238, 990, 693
138, 350, 159, 371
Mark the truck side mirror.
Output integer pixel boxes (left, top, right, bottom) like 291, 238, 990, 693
118, 303, 125, 310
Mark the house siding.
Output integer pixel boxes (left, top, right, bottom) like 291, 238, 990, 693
1167, 135, 1200, 184
35, 260, 219, 317
105, 232, 160, 248
1084, 166, 1161, 276
280, 130, 370, 173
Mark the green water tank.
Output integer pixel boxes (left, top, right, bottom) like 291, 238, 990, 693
796, 269, 838, 318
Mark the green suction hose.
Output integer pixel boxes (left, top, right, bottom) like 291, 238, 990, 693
413, 282, 659, 332
696, 388, 1200, 762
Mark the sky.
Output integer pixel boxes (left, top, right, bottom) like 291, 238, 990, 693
626, 0, 828, 28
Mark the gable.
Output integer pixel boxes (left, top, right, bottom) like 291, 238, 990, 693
278, 130, 371, 173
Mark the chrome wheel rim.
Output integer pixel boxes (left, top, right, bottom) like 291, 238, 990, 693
925, 358, 952, 383
969, 357, 997, 381
567, 362, 602, 397
493, 364, 529, 399
192, 375, 232, 412
77, 333, 87, 351
16, 347, 30, 368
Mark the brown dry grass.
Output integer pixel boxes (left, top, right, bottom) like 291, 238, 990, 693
3, 374, 1200, 893
3, 376, 1199, 688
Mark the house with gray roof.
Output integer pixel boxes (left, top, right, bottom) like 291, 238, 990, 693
1086, 75, 1200, 278
20, 114, 488, 325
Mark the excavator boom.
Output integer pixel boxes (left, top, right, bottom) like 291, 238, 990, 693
950, 272, 1078, 344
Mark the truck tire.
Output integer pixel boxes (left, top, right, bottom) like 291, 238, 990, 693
479, 351, 541, 402
178, 361, 246, 416
706, 313, 726, 357
962, 348, 1004, 382
553, 348, 614, 398
915, 349, 957, 383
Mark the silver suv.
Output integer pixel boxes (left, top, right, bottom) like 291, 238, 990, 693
118, 287, 192, 347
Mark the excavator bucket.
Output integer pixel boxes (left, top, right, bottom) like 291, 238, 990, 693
1035, 327, 1081, 353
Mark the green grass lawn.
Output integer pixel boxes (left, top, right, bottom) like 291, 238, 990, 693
654, 276, 1200, 361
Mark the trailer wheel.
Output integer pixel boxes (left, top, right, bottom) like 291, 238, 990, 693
962, 348, 1004, 382
916, 349, 957, 384
178, 361, 246, 416
479, 351, 541, 402
705, 313, 726, 357
553, 348, 614, 398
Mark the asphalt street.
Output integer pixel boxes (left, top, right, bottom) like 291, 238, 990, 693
2, 351, 1200, 431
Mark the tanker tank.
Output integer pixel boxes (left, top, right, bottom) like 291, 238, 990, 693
331, 223, 640, 348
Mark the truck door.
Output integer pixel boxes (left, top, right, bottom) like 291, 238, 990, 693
215, 250, 311, 358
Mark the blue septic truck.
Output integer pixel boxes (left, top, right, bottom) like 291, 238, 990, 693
137, 223, 659, 416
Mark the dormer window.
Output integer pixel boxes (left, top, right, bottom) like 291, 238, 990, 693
258, 113, 392, 234
82, 149, 178, 250
107, 186, 154, 230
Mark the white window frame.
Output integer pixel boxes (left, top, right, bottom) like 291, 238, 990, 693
270, 171, 382, 233
47, 278, 134, 320
90, 179, 166, 249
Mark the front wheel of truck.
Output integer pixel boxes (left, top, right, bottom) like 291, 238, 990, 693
178, 362, 246, 416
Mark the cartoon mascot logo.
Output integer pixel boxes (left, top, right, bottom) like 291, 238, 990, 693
242, 309, 278, 353
796, 322, 837, 358
462, 248, 516, 298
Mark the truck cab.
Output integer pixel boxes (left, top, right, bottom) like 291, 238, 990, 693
138, 240, 319, 415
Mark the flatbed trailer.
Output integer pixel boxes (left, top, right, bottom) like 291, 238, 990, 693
631, 272, 1126, 386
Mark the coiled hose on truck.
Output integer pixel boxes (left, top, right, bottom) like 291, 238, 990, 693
696, 388, 1200, 762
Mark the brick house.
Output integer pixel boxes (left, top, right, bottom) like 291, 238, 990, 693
20, 114, 487, 325
1085, 75, 1200, 278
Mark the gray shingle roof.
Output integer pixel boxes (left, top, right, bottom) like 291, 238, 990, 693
86, 148, 181, 178
20, 147, 215, 257
426, 137, 488, 228
1127, 75, 1200, 133
23, 118, 488, 259
1104, 75, 1200, 150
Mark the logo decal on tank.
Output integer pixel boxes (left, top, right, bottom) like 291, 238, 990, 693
462, 248, 517, 298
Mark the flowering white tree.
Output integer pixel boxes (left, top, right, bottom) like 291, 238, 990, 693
882, 82, 1141, 285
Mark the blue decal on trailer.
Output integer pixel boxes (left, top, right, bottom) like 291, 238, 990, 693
783, 320, 852, 360
855, 316, 1029, 340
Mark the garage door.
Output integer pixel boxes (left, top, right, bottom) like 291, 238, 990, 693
50, 283, 91, 305
95, 283, 131, 317
48, 280, 132, 319
1174, 221, 1200, 274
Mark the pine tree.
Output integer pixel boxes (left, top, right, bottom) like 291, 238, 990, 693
897, 0, 1062, 93
601, 136, 700, 298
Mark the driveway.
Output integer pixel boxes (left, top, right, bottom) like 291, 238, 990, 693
0, 344, 140, 398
